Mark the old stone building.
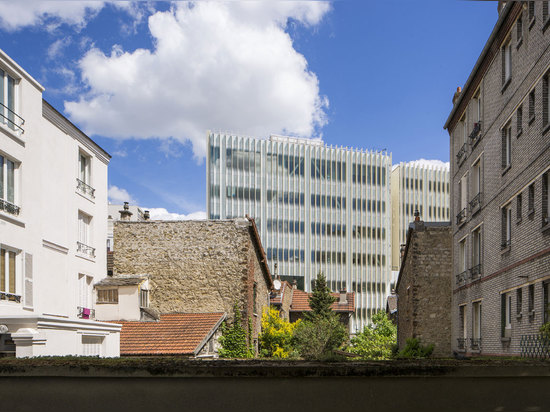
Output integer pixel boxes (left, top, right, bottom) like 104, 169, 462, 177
112, 217, 273, 351
396, 220, 452, 357
444, 1, 550, 356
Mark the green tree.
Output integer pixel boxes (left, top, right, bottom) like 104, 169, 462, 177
348, 311, 396, 360
259, 307, 300, 358
218, 303, 254, 358
294, 272, 347, 360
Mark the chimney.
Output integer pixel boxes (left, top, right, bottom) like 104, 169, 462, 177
414, 209, 420, 222
292, 279, 298, 289
119, 202, 133, 221
144, 210, 150, 220
339, 289, 347, 305
452, 86, 462, 105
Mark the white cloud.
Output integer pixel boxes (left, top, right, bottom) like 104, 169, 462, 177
47, 37, 72, 60
0, 1, 105, 31
405, 159, 450, 170
146, 207, 207, 221
108, 185, 136, 204
64, 1, 330, 160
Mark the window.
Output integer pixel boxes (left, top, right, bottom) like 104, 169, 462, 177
472, 227, 482, 275
501, 39, 512, 87
501, 125, 512, 169
458, 238, 467, 276
529, 1, 535, 24
0, 154, 18, 215
529, 90, 536, 122
77, 211, 95, 257
77, 152, 95, 198
501, 203, 512, 249
474, 90, 482, 123
140, 289, 149, 308
544, 73, 549, 127
458, 305, 467, 349
82, 335, 103, 356
501, 292, 512, 338
97, 289, 118, 304
78, 273, 92, 311
517, 105, 523, 136
543, 172, 550, 226
472, 301, 482, 349
544, 1, 549, 23
471, 159, 481, 201
529, 284, 535, 317
517, 288, 523, 316
544, 282, 549, 324
517, 193, 523, 221
528, 183, 535, 213
0, 246, 18, 300
0, 69, 20, 133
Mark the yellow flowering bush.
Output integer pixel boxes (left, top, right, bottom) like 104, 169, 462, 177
259, 307, 300, 358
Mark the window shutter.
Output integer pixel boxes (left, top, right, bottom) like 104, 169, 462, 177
24, 253, 33, 307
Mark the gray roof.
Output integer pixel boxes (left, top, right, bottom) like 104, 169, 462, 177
95, 275, 148, 287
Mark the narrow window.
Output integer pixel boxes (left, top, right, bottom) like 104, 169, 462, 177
529, 1, 535, 24
543, 172, 550, 226
517, 193, 522, 221
517, 105, 523, 136
529, 284, 535, 315
501, 39, 512, 86
543, 73, 549, 127
501, 125, 512, 169
517, 288, 523, 316
517, 14, 523, 44
529, 90, 536, 122
528, 183, 535, 213
501, 203, 512, 249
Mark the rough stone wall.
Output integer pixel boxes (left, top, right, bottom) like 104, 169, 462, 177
448, 3, 550, 356
397, 225, 452, 357
280, 284, 294, 320
113, 220, 272, 344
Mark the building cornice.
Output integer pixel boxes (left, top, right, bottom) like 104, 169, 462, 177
444, 2, 522, 132
42, 100, 111, 165
0, 49, 44, 92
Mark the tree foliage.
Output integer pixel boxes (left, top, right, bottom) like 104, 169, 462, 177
259, 307, 300, 358
294, 272, 347, 360
397, 338, 434, 359
348, 311, 396, 360
218, 303, 254, 358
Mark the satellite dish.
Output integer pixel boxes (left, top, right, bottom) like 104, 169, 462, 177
273, 279, 282, 291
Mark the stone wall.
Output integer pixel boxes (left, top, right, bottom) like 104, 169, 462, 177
113, 219, 272, 345
397, 223, 452, 357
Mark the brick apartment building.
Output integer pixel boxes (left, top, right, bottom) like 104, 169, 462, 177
444, 1, 550, 356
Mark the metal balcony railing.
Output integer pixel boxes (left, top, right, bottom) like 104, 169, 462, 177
77, 306, 96, 319
470, 264, 482, 278
0, 102, 24, 134
520, 334, 550, 359
469, 122, 482, 146
456, 208, 467, 225
0, 198, 20, 216
470, 338, 481, 351
456, 143, 468, 164
469, 192, 482, 213
77, 241, 96, 258
456, 270, 469, 284
457, 338, 466, 350
0, 291, 21, 303
76, 178, 96, 198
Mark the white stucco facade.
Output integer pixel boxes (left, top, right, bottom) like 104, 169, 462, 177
0, 49, 120, 357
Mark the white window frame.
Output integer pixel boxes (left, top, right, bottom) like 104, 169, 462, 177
503, 39, 512, 85
0, 153, 18, 206
0, 245, 20, 298
0, 69, 18, 132
78, 273, 93, 309
472, 159, 481, 197
79, 151, 91, 185
97, 288, 118, 304
472, 301, 482, 341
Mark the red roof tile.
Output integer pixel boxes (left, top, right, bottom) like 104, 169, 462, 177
116, 313, 225, 356
290, 289, 355, 313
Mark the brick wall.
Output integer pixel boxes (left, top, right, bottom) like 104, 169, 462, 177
448, 3, 550, 356
396, 223, 452, 357
113, 219, 272, 346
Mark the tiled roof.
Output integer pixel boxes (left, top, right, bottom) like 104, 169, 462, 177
290, 289, 355, 313
117, 313, 226, 356
95, 274, 148, 287
270, 281, 292, 305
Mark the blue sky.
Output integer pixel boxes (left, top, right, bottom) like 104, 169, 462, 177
0, 1, 497, 218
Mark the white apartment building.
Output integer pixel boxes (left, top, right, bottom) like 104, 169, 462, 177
0, 49, 120, 357
207, 132, 391, 331
390, 161, 450, 273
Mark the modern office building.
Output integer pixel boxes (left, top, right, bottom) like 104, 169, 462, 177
390, 161, 450, 272
0, 49, 120, 357
444, 1, 550, 356
207, 132, 392, 331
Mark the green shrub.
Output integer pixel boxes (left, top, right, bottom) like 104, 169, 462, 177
218, 303, 254, 358
347, 311, 396, 360
397, 338, 434, 359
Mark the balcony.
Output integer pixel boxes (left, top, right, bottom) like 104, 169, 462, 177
0, 102, 25, 135
456, 208, 467, 226
0, 198, 20, 216
470, 338, 481, 351
76, 178, 95, 198
456, 143, 468, 165
457, 338, 466, 351
469, 192, 482, 215
77, 241, 96, 258
77, 306, 96, 319
469, 122, 482, 147
456, 270, 469, 284
0, 291, 21, 303
470, 264, 482, 279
